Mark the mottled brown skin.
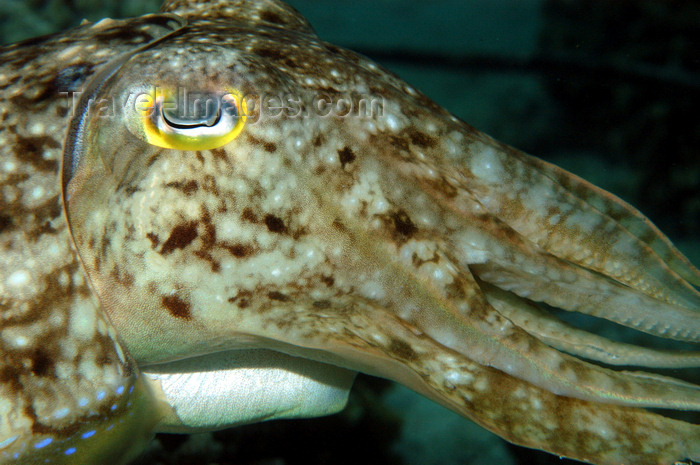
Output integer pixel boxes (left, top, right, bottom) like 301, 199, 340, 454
1, 0, 699, 464
0, 13, 188, 465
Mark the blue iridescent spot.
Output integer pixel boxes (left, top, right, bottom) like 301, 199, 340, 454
81, 430, 96, 439
116, 385, 125, 395
34, 438, 52, 449
96, 391, 106, 401
64, 447, 76, 455
129, 385, 135, 394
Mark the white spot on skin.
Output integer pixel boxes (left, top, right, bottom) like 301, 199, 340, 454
7, 270, 30, 287
385, 113, 400, 131
29, 123, 44, 135
2, 160, 16, 172
11, 335, 28, 348
453, 231, 491, 265
474, 376, 490, 392
78, 355, 100, 384
469, 143, 505, 185
359, 280, 385, 300
69, 300, 97, 341
445, 370, 474, 385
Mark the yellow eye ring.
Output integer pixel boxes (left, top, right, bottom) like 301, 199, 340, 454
133, 86, 247, 150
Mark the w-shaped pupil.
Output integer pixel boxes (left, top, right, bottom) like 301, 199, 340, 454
163, 93, 222, 128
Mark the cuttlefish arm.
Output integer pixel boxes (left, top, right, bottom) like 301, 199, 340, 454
54, 1, 699, 464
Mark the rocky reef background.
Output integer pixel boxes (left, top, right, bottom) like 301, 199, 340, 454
1, 1, 698, 464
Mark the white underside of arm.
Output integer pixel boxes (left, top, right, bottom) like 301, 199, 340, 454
143, 349, 357, 433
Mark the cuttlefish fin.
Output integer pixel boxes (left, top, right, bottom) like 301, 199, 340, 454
273, 297, 699, 465
0, 291, 164, 464
159, 0, 314, 33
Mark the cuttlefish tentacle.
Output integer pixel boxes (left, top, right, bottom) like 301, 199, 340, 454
482, 281, 700, 368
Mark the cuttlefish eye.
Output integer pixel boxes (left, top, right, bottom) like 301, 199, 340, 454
130, 86, 247, 150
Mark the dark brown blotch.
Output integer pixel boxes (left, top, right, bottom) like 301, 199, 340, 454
166, 180, 198, 195
162, 295, 192, 320
160, 221, 198, 254
388, 338, 416, 361
110, 266, 134, 287
225, 243, 255, 258
146, 232, 160, 248
312, 300, 331, 309
210, 148, 228, 162
392, 210, 417, 238
338, 146, 356, 169
27, 219, 57, 240
407, 128, 437, 148
268, 291, 291, 302
228, 289, 253, 309
387, 135, 410, 153
241, 207, 258, 223
0, 214, 13, 234
246, 134, 278, 153
264, 214, 287, 234
259, 10, 286, 25
200, 210, 217, 247
332, 219, 346, 231
29, 348, 53, 377
253, 46, 284, 60
13, 134, 60, 172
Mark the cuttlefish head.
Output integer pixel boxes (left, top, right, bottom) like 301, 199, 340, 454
60, 1, 699, 464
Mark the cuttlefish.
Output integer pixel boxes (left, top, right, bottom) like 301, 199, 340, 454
1, 0, 698, 464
